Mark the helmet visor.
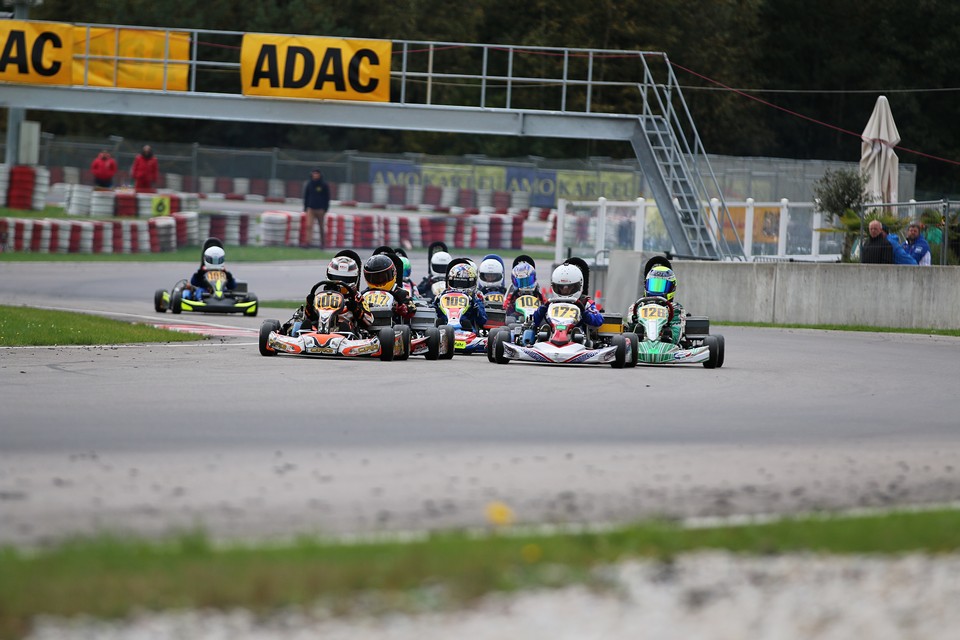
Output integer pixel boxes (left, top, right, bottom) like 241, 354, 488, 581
480, 272, 501, 283
554, 282, 580, 297
366, 268, 395, 288
646, 277, 669, 294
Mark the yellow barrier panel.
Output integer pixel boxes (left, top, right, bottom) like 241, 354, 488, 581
241, 34, 391, 102
0, 20, 74, 86
73, 27, 189, 90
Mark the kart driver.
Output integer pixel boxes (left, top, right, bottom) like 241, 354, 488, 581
434, 261, 487, 332
297, 256, 373, 334
361, 254, 417, 324
184, 245, 237, 301
502, 261, 549, 344
531, 263, 603, 333
477, 256, 507, 296
625, 264, 684, 344
398, 254, 419, 298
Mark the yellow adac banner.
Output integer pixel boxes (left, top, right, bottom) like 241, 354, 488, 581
241, 34, 391, 102
73, 27, 190, 91
0, 20, 73, 86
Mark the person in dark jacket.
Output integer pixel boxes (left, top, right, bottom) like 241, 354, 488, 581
301, 169, 331, 249
861, 219, 894, 264
90, 150, 117, 189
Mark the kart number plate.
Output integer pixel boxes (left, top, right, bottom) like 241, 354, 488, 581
316, 292, 344, 311
206, 271, 226, 283
484, 293, 504, 304
363, 290, 393, 310
516, 295, 539, 310
548, 303, 580, 322
440, 293, 469, 309
640, 304, 668, 319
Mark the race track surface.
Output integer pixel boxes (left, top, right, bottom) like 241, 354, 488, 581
2, 261, 959, 546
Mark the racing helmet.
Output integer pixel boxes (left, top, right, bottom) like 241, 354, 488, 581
447, 262, 478, 292
363, 254, 397, 291
202, 246, 225, 271
430, 251, 452, 277
399, 255, 412, 280
645, 265, 677, 302
511, 262, 536, 289
478, 258, 504, 291
326, 256, 359, 289
551, 263, 583, 299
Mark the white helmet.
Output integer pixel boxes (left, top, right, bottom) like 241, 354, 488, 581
326, 256, 360, 289
478, 258, 504, 291
203, 246, 226, 271
551, 263, 583, 299
430, 251, 452, 276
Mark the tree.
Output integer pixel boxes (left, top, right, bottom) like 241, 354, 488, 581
812, 168, 869, 261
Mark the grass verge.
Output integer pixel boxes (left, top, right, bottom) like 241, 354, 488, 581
0, 305, 204, 346
1, 509, 958, 639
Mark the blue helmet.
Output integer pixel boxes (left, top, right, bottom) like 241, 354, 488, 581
511, 262, 536, 289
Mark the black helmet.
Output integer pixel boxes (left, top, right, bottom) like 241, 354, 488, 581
363, 254, 397, 291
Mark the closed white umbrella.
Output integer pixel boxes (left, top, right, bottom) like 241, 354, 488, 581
860, 95, 900, 203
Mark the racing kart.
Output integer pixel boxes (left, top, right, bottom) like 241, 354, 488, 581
629, 296, 724, 368
487, 256, 637, 367
487, 298, 638, 367
258, 280, 408, 361
436, 288, 488, 354
363, 286, 454, 360
153, 238, 258, 316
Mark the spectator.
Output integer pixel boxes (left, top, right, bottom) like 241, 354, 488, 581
860, 219, 893, 264
90, 150, 117, 189
131, 145, 159, 191
902, 221, 932, 266
885, 224, 918, 265
301, 168, 330, 249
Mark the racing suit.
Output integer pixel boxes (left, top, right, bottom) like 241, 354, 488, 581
625, 298, 685, 345
303, 282, 373, 334
187, 267, 236, 300
434, 288, 487, 332
416, 275, 445, 302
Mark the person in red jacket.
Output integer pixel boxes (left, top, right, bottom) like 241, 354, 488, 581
131, 145, 159, 191
90, 150, 117, 189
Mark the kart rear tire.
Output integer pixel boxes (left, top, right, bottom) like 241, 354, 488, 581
424, 327, 441, 360
624, 332, 639, 368
154, 289, 167, 313
492, 329, 510, 364
703, 335, 721, 369
170, 286, 183, 314
715, 334, 725, 368
439, 325, 455, 360
610, 334, 627, 368
244, 293, 259, 317
258, 319, 280, 356
396, 325, 411, 361
379, 327, 396, 361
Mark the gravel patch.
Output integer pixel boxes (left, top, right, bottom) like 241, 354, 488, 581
27, 551, 960, 640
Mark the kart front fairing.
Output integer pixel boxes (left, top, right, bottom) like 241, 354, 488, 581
501, 340, 619, 364
266, 330, 385, 357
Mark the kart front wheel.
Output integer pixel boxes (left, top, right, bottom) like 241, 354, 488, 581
703, 335, 722, 369
258, 319, 280, 356
439, 325, 455, 360
486, 328, 502, 362
170, 286, 183, 314
396, 325, 411, 361
610, 334, 627, 368
624, 332, 639, 368
378, 327, 396, 361
424, 327, 441, 360
244, 293, 259, 317
492, 329, 510, 364
154, 289, 167, 313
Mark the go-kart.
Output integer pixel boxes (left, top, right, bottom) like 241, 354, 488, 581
258, 281, 408, 361
153, 237, 258, 316
362, 287, 453, 360
488, 291, 542, 349
488, 298, 638, 367
629, 296, 724, 368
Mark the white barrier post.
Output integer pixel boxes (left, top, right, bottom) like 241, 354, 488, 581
744, 198, 755, 259
778, 198, 789, 257
812, 211, 822, 258
555, 198, 567, 265
633, 197, 646, 252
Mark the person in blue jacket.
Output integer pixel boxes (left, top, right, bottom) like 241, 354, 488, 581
435, 261, 487, 332
532, 263, 603, 332
901, 221, 931, 266
884, 224, 918, 265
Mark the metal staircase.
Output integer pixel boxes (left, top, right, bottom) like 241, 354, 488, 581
0, 23, 744, 258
